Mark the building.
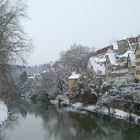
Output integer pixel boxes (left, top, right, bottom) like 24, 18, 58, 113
127, 37, 137, 44
112, 42, 118, 54
95, 45, 113, 57
117, 39, 130, 55
87, 57, 106, 77
135, 43, 140, 81
114, 50, 134, 83
136, 35, 140, 42
127, 53, 135, 76
67, 72, 80, 94
87, 35, 140, 83
105, 49, 117, 80
117, 37, 137, 55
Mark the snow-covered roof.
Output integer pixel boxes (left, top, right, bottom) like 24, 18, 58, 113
28, 76, 34, 79
41, 70, 46, 74
113, 42, 118, 50
36, 73, 41, 76
128, 53, 135, 66
93, 57, 106, 63
68, 72, 80, 80
119, 50, 133, 58
106, 49, 117, 65
89, 57, 105, 75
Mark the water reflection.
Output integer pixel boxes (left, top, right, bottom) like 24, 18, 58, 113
0, 99, 140, 140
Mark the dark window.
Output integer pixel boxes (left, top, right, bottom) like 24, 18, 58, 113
136, 70, 140, 75
136, 54, 140, 58
136, 62, 140, 66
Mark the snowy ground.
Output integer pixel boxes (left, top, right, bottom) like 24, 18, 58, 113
0, 101, 8, 127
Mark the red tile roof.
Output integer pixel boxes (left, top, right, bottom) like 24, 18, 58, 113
96, 45, 113, 56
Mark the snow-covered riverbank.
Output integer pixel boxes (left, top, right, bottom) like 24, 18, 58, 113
50, 97, 140, 125
0, 101, 8, 127
71, 102, 140, 125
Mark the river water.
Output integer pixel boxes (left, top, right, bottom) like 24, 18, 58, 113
0, 101, 140, 140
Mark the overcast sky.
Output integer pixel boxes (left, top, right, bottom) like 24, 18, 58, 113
24, 0, 140, 65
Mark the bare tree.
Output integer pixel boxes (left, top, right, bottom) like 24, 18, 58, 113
0, 0, 32, 84
60, 43, 90, 72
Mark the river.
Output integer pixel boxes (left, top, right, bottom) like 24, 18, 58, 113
0, 100, 140, 140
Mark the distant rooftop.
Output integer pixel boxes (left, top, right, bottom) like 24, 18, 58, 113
112, 42, 118, 50
95, 45, 113, 56
106, 49, 117, 65
119, 50, 134, 58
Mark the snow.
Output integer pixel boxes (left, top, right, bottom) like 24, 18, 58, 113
27, 70, 47, 80
119, 50, 133, 58
50, 100, 58, 105
115, 63, 119, 66
55, 94, 65, 100
114, 109, 129, 118
106, 49, 117, 65
50, 94, 70, 106
68, 103, 140, 125
68, 72, 80, 80
113, 42, 118, 50
28, 76, 34, 79
93, 57, 106, 63
55, 94, 70, 105
112, 71, 116, 74
129, 53, 135, 66
118, 50, 135, 66
41, 70, 46, 74
62, 106, 87, 114
85, 105, 140, 123
89, 57, 105, 75
36, 73, 41, 76
50, 94, 140, 125
71, 102, 83, 108
0, 101, 8, 126
83, 105, 96, 111
61, 99, 70, 105
113, 109, 140, 123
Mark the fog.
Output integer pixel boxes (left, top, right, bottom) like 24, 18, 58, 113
24, 0, 140, 65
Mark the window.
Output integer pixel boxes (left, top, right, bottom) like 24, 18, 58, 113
108, 66, 111, 70
136, 62, 140, 66
136, 70, 140, 75
136, 46, 140, 51
136, 54, 140, 59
